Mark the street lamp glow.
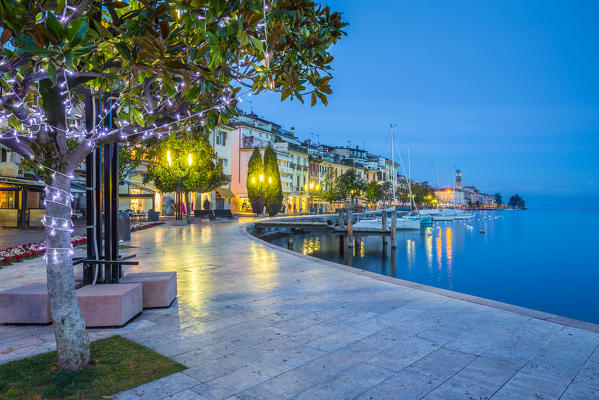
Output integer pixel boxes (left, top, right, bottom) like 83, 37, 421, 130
167, 150, 172, 167
268, 176, 272, 183
188, 153, 192, 166
309, 182, 314, 189
259, 174, 264, 182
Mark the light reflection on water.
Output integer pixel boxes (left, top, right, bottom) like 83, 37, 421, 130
267, 210, 599, 324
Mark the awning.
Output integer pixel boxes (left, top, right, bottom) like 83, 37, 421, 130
0, 176, 45, 191
216, 188, 235, 198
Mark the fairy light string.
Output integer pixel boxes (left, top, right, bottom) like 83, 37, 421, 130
1, 3, 270, 267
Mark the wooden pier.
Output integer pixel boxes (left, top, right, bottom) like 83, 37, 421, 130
253, 209, 400, 249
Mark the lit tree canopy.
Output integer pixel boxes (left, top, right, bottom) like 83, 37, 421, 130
142, 131, 224, 194
263, 145, 282, 216
337, 168, 365, 204
246, 146, 264, 214
319, 170, 342, 205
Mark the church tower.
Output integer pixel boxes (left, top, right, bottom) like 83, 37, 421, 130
455, 169, 463, 191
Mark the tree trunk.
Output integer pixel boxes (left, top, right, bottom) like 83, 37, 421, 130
184, 191, 191, 221
46, 173, 90, 370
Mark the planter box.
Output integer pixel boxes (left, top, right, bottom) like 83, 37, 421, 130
0, 283, 51, 324
120, 272, 177, 308
76, 283, 142, 327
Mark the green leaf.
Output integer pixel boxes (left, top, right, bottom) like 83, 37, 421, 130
249, 36, 264, 54
65, 18, 88, 47
47, 62, 57, 83
45, 12, 64, 42
91, 19, 112, 39
64, 48, 73, 68
14, 46, 56, 57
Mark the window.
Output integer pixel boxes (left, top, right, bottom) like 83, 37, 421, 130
216, 131, 227, 146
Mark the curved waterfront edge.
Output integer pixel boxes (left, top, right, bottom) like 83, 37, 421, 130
241, 220, 599, 334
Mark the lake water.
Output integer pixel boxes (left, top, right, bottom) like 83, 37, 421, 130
267, 209, 599, 324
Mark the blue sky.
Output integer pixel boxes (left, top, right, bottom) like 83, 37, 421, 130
243, 1, 599, 208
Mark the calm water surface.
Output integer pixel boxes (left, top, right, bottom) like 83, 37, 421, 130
267, 209, 599, 324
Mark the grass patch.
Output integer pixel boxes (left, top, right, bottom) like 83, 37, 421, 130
0, 335, 186, 399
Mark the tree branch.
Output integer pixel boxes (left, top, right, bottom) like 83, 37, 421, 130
0, 137, 35, 158
62, 0, 91, 26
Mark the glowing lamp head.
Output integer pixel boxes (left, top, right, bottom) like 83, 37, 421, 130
309, 182, 314, 189
259, 174, 264, 182
268, 176, 272, 183
167, 150, 172, 166
252, 177, 255, 184
188, 153, 192, 166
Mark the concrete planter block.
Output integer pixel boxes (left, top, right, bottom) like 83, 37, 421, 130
170, 220, 188, 226
120, 272, 177, 308
0, 283, 51, 324
76, 283, 142, 327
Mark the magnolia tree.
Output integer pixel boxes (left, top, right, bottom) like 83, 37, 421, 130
0, 0, 346, 370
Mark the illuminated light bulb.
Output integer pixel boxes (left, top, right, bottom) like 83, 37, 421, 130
167, 150, 172, 166
259, 174, 264, 182
252, 177, 255, 184
268, 176, 272, 183
188, 153, 192, 166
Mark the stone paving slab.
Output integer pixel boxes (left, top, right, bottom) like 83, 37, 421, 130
1, 220, 599, 400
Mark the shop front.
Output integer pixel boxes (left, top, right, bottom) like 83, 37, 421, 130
0, 176, 45, 228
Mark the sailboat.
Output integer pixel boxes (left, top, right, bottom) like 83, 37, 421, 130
355, 125, 425, 231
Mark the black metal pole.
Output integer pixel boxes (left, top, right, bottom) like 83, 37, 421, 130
111, 142, 120, 281
94, 146, 103, 283
103, 143, 113, 283
84, 93, 94, 285
177, 178, 182, 220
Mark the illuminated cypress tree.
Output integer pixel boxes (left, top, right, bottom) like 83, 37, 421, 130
246, 148, 265, 214
264, 146, 283, 216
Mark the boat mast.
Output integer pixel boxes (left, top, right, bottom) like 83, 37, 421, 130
390, 123, 397, 205
435, 157, 440, 189
435, 156, 440, 208
407, 146, 418, 212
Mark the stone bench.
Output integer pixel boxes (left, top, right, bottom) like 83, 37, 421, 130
76, 283, 142, 327
120, 272, 177, 308
0, 283, 51, 324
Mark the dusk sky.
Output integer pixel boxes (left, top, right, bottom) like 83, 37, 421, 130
242, 1, 599, 208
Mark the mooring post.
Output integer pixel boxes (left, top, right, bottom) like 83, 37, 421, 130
347, 209, 353, 247
382, 211, 388, 246
287, 233, 294, 249
390, 210, 397, 248
338, 208, 345, 228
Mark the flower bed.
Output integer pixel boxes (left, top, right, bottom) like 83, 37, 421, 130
130, 221, 163, 232
0, 221, 163, 267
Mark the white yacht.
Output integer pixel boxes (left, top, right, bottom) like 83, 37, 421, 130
353, 213, 426, 231
431, 208, 474, 221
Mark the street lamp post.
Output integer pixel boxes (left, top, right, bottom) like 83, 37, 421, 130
167, 150, 192, 221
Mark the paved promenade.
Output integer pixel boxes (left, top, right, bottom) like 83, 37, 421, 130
1, 220, 598, 399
